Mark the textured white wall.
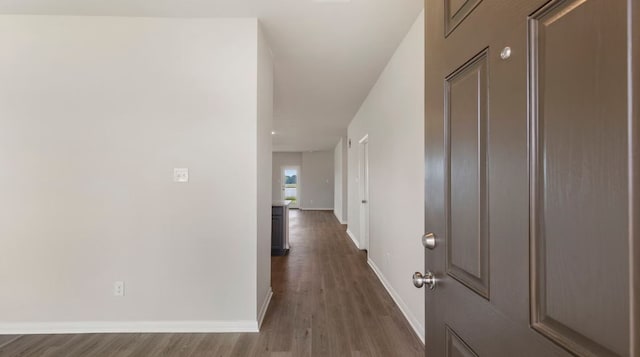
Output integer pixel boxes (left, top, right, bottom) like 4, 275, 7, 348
0, 15, 267, 331
301, 151, 334, 210
347, 11, 425, 340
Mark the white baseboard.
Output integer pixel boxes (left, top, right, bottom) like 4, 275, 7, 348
300, 208, 334, 211
0, 320, 259, 335
258, 288, 273, 329
345, 228, 360, 249
367, 258, 425, 344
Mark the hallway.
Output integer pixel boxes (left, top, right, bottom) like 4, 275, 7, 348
0, 210, 423, 356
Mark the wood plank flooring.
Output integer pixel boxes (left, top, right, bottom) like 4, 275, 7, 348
0, 210, 424, 356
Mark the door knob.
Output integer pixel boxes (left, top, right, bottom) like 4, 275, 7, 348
413, 271, 436, 290
361, 200, 367, 203
422, 232, 437, 249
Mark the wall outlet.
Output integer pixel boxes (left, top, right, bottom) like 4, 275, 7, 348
310, 199, 314, 204
114, 281, 125, 297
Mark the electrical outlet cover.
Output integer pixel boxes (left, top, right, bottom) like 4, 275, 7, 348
114, 281, 125, 297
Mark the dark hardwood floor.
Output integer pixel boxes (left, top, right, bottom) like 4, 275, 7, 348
0, 210, 424, 356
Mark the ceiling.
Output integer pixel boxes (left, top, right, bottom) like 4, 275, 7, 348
0, 0, 424, 152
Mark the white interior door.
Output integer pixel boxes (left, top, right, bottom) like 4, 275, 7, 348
359, 137, 369, 250
281, 166, 300, 209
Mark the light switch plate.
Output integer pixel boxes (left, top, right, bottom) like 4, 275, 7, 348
174, 168, 189, 183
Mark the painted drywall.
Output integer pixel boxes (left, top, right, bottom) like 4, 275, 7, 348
333, 137, 348, 224
0, 15, 270, 332
301, 151, 334, 210
334, 140, 344, 221
256, 23, 274, 324
346, 11, 425, 341
341, 139, 348, 222
272, 151, 334, 211
271, 152, 303, 202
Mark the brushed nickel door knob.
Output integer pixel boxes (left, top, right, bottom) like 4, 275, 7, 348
413, 271, 436, 290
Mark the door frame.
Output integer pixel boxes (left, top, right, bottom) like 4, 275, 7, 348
281, 165, 300, 209
358, 135, 370, 251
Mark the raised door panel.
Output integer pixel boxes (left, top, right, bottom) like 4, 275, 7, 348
445, 49, 490, 299
446, 327, 479, 357
529, 0, 629, 356
445, 0, 483, 36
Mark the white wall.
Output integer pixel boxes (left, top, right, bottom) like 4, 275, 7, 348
333, 137, 348, 224
0, 15, 270, 332
271, 152, 302, 202
347, 11, 425, 341
256, 23, 274, 324
301, 151, 334, 210
272, 151, 334, 212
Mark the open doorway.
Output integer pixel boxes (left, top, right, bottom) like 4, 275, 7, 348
359, 136, 369, 251
281, 166, 300, 209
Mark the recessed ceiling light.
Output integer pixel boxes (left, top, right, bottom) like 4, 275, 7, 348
271, 131, 276, 135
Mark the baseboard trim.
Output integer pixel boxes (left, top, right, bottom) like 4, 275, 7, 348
0, 320, 260, 335
367, 258, 425, 344
258, 288, 273, 330
345, 228, 360, 249
300, 208, 334, 211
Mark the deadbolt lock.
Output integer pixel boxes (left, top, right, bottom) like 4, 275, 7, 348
422, 232, 437, 250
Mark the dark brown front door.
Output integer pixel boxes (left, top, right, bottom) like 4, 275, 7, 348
424, 0, 639, 356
